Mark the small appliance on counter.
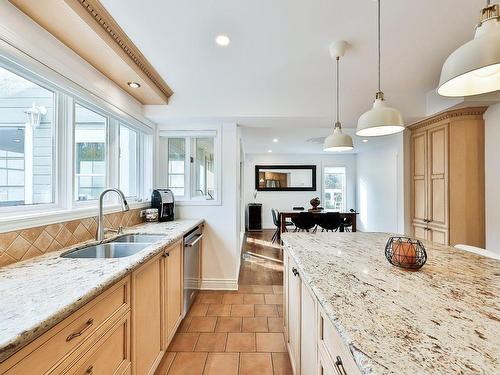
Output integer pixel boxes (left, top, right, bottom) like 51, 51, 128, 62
143, 208, 159, 222
151, 189, 175, 222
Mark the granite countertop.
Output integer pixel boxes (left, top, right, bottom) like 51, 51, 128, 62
281, 232, 500, 374
0, 218, 203, 362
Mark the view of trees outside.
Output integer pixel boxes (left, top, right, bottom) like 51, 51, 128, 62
324, 167, 346, 211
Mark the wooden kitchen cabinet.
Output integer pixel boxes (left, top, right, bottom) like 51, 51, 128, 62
0, 277, 130, 375
162, 240, 183, 349
131, 253, 163, 375
283, 246, 360, 375
409, 107, 486, 247
284, 250, 317, 375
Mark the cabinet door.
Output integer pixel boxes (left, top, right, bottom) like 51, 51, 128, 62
429, 227, 448, 245
165, 241, 183, 346
413, 223, 428, 241
412, 131, 427, 225
287, 256, 301, 374
132, 253, 163, 375
300, 282, 316, 375
427, 124, 448, 229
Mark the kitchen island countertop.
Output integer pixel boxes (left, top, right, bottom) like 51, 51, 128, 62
281, 232, 500, 374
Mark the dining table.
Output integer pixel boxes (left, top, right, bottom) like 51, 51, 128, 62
279, 210, 358, 233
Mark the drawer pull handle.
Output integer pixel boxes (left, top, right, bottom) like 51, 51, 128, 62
66, 318, 94, 342
292, 267, 299, 277
334, 356, 347, 375
85, 365, 94, 375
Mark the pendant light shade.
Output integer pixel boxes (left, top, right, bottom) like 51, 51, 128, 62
324, 122, 354, 152
356, 92, 404, 137
356, 0, 404, 137
323, 41, 354, 152
438, 3, 500, 97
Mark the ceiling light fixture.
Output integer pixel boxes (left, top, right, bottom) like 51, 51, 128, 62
215, 34, 231, 47
127, 82, 141, 89
272, 138, 279, 143
438, 1, 500, 97
362, 139, 369, 143
324, 41, 354, 152
356, 0, 404, 137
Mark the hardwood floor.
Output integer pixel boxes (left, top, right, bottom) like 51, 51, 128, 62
239, 230, 283, 286
155, 230, 291, 374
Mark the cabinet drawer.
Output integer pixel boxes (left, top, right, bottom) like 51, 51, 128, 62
65, 313, 130, 375
3, 277, 130, 375
318, 306, 361, 375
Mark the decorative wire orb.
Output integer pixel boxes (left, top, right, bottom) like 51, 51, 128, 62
385, 236, 427, 270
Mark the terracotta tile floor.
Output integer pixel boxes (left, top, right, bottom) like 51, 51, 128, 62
155, 230, 292, 374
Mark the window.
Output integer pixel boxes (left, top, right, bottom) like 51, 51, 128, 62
163, 132, 219, 203
191, 137, 215, 199
167, 138, 186, 197
119, 124, 138, 197
74, 104, 107, 201
0, 66, 55, 207
323, 167, 346, 211
0, 55, 153, 229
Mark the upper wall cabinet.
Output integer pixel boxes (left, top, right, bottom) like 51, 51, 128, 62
409, 107, 486, 248
9, 0, 173, 104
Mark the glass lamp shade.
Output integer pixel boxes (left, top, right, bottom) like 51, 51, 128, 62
356, 97, 404, 137
323, 124, 354, 152
438, 13, 500, 97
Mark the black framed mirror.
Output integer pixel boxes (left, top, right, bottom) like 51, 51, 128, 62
255, 165, 316, 191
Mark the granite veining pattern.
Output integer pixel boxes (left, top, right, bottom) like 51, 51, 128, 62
281, 232, 500, 375
0, 219, 203, 362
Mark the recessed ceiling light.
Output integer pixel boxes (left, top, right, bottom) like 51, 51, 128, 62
127, 82, 141, 89
362, 139, 369, 143
215, 34, 231, 47
268, 149, 272, 153
272, 138, 279, 143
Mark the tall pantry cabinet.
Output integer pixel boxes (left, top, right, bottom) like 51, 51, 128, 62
409, 107, 486, 248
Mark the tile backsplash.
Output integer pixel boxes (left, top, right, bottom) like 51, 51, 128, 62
0, 209, 143, 268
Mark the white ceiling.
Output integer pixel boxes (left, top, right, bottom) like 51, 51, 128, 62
100, 0, 485, 128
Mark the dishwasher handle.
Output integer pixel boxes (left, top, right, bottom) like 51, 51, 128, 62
185, 234, 203, 247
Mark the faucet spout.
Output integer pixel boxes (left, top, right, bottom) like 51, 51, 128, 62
96, 188, 130, 241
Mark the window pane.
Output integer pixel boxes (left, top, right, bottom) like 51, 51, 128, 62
0, 66, 55, 207
324, 167, 346, 211
74, 104, 107, 201
192, 137, 215, 199
119, 124, 138, 197
167, 138, 185, 196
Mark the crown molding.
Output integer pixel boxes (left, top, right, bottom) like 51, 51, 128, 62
65, 0, 173, 102
408, 106, 488, 130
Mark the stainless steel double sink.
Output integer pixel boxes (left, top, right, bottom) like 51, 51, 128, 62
61, 234, 166, 259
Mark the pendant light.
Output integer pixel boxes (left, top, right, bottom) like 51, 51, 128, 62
324, 41, 354, 152
438, 1, 500, 97
356, 0, 404, 137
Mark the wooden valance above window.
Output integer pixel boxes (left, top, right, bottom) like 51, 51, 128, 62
9, 0, 173, 105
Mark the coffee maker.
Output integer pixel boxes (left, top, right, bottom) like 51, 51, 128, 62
151, 189, 175, 222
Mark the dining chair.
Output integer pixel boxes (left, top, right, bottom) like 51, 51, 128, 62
271, 208, 294, 243
292, 212, 316, 232
317, 212, 341, 232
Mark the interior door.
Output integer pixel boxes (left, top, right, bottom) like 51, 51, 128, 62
287, 256, 301, 374
427, 124, 448, 230
412, 131, 427, 230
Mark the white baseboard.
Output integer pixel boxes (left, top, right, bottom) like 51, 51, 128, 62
200, 278, 239, 291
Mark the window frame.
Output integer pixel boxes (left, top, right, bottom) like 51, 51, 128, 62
0, 50, 154, 232
159, 128, 222, 206
322, 166, 347, 212
118, 122, 141, 199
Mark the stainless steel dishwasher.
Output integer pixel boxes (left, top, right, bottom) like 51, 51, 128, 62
183, 225, 202, 316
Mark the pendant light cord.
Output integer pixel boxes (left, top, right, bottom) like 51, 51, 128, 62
377, 0, 381, 93
336, 56, 340, 124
